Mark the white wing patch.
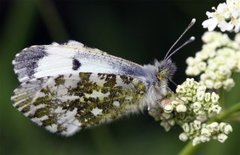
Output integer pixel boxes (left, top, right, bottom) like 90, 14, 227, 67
91, 107, 103, 116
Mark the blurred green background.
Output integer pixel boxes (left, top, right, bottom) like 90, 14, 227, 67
1, 0, 240, 155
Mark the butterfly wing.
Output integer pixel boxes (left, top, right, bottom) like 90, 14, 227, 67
11, 40, 156, 135
13, 41, 147, 83
11, 72, 146, 136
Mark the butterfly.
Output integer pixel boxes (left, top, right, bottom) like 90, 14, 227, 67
11, 19, 195, 136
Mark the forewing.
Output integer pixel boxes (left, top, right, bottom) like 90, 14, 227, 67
11, 73, 146, 136
13, 41, 146, 83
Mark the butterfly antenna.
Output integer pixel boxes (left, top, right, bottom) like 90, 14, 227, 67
165, 36, 195, 61
164, 18, 196, 60
168, 78, 178, 87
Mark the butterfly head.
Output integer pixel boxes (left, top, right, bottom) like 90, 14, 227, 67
156, 59, 176, 82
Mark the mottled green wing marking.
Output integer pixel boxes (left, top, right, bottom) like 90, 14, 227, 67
11, 72, 146, 136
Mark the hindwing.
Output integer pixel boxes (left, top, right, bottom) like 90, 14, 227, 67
11, 72, 146, 136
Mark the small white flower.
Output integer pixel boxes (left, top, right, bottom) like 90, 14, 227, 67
176, 104, 187, 113
219, 21, 234, 32
211, 104, 222, 114
163, 104, 173, 113
208, 122, 220, 132
160, 121, 171, 132
202, 31, 224, 43
223, 124, 233, 134
161, 113, 172, 119
201, 128, 211, 137
196, 91, 205, 101
206, 70, 217, 80
176, 85, 185, 93
223, 78, 235, 90
192, 137, 201, 146
202, 0, 240, 32
219, 122, 227, 130
199, 135, 210, 143
198, 62, 207, 71
202, 18, 218, 31
191, 102, 202, 112
182, 123, 190, 133
213, 81, 223, 89
179, 132, 188, 142
218, 66, 231, 77
186, 78, 196, 88
204, 92, 211, 102
193, 120, 202, 130
204, 79, 214, 88
217, 133, 228, 143
168, 119, 175, 126
211, 92, 220, 103
196, 111, 208, 122
197, 85, 207, 92
186, 57, 195, 65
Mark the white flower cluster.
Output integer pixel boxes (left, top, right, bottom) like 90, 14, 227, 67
148, 78, 233, 145
179, 121, 233, 146
202, 0, 240, 32
186, 32, 240, 90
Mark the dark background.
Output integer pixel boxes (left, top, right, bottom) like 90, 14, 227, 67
1, 0, 240, 155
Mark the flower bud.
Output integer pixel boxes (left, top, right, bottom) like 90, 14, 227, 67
163, 105, 173, 113
176, 104, 187, 113
217, 133, 228, 143
179, 133, 188, 142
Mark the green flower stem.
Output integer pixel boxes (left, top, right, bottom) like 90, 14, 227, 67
216, 102, 240, 120
179, 142, 202, 155
179, 102, 240, 155
219, 89, 225, 106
